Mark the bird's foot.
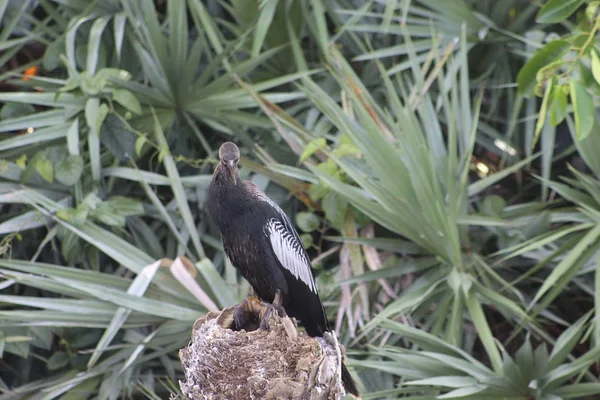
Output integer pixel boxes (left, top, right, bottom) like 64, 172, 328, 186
229, 291, 289, 332
259, 290, 286, 331
258, 302, 287, 330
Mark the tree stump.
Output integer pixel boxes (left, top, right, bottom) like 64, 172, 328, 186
179, 300, 347, 400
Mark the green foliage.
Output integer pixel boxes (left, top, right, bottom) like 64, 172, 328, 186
517, 40, 571, 98
1, 0, 600, 399
518, 0, 600, 145
537, 0, 586, 23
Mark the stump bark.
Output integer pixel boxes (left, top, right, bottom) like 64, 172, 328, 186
179, 302, 347, 400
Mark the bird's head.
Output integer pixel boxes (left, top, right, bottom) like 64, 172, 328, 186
218, 141, 240, 185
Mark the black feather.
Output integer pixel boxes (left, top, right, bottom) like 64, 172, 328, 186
208, 143, 359, 397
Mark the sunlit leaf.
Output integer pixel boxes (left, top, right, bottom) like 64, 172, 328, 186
35, 158, 54, 183
113, 88, 142, 115
533, 77, 554, 147
517, 40, 570, 97
537, 0, 585, 23
570, 80, 595, 140
591, 49, 600, 85
550, 84, 568, 126
300, 138, 326, 162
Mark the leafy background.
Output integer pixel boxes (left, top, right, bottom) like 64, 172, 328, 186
1, 0, 600, 399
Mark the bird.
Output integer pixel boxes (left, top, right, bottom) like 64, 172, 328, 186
208, 141, 359, 398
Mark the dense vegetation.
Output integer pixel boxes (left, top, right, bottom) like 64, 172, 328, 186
1, 0, 600, 399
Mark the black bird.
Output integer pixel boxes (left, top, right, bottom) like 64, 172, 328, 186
208, 142, 359, 397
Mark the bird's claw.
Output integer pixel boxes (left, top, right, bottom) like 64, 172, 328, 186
258, 302, 286, 331
259, 289, 286, 331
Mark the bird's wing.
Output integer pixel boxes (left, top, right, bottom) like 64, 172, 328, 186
265, 217, 317, 293
243, 181, 318, 293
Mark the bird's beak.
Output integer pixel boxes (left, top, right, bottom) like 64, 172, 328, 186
226, 159, 238, 185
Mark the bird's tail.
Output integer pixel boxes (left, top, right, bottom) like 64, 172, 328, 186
341, 361, 360, 398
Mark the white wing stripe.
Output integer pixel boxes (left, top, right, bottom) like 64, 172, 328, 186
266, 218, 317, 293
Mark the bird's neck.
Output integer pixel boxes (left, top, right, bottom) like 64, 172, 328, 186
209, 176, 248, 228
